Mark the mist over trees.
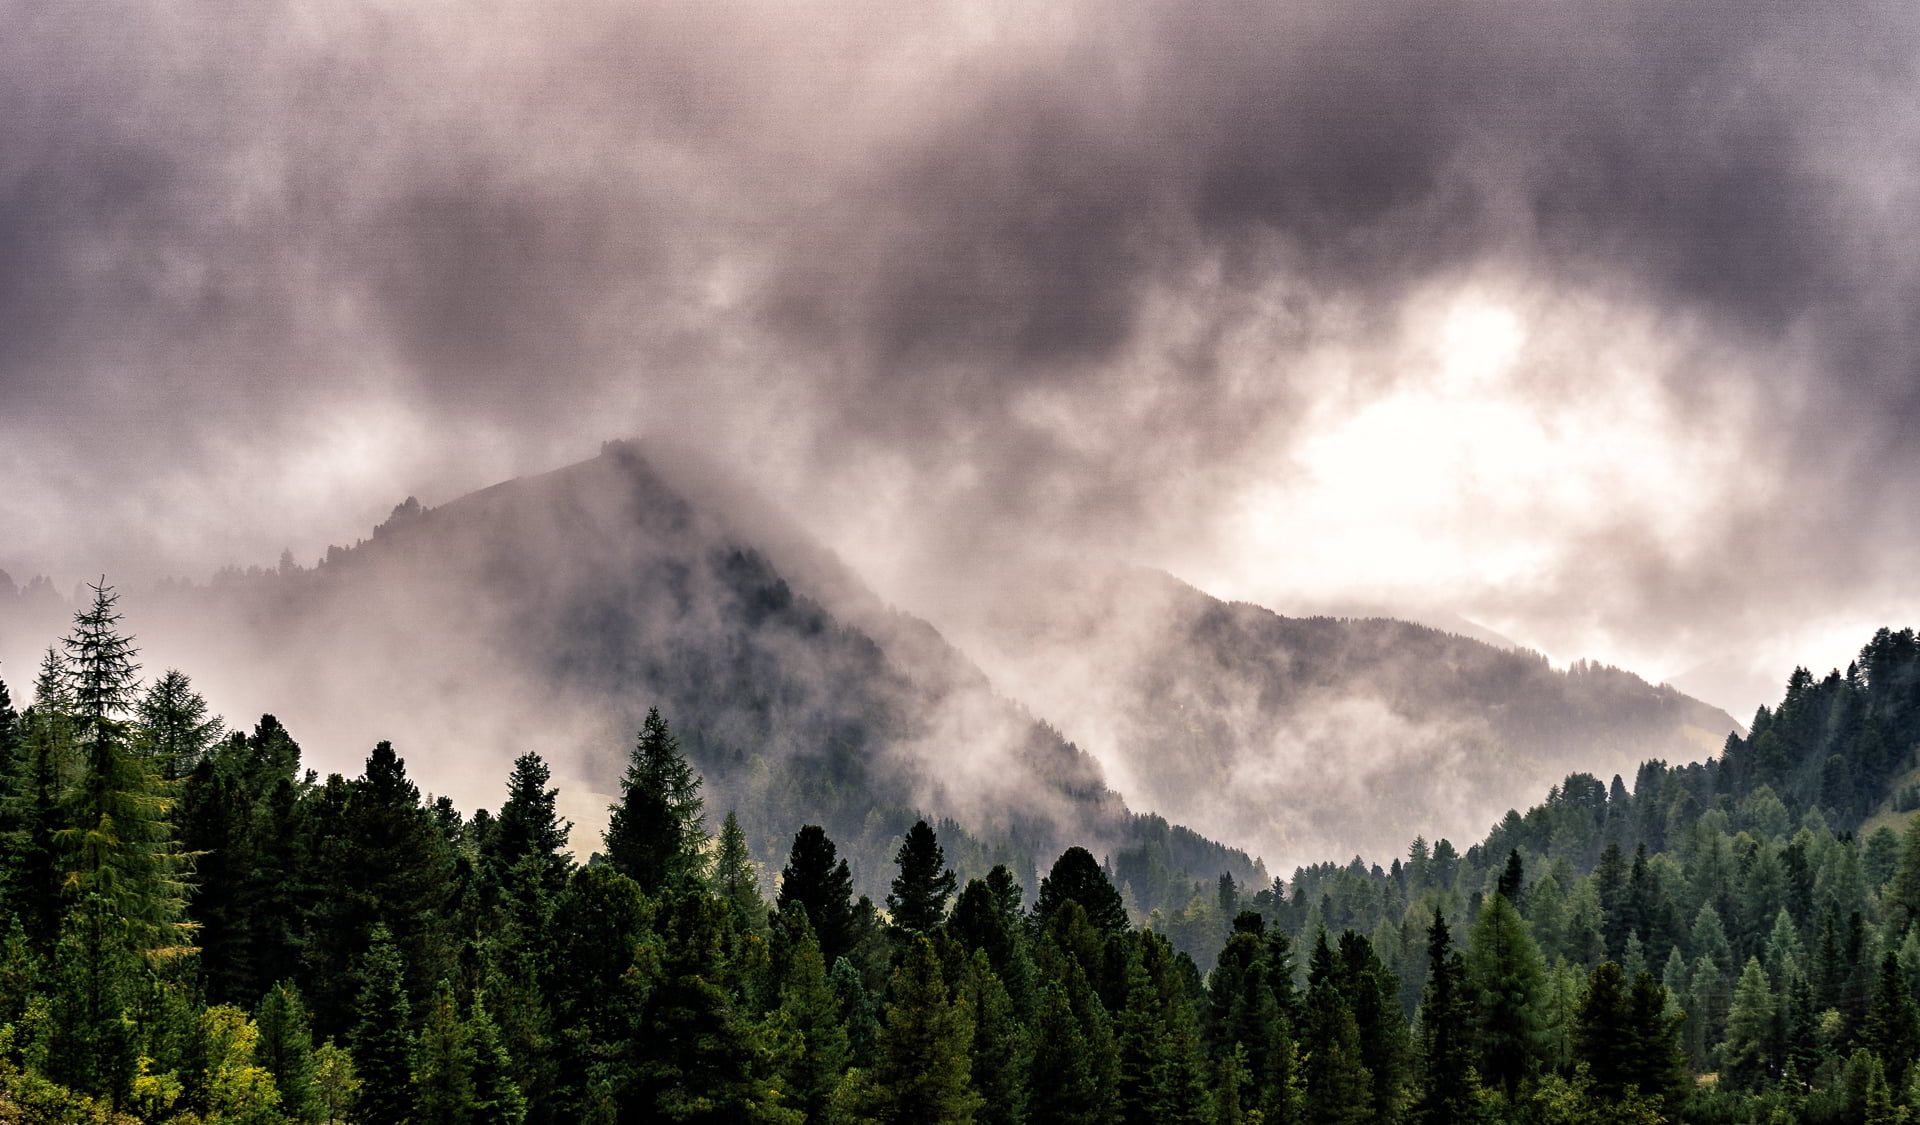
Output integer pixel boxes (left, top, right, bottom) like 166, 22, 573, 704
4, 585, 1920, 1121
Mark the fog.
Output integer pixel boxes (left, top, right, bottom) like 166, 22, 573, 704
3, 0, 1918, 864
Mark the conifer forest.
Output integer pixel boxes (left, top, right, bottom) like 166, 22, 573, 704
8, 582, 1920, 1123
9, 0, 1920, 1122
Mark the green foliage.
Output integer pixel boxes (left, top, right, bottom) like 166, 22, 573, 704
604, 708, 708, 895
888, 819, 958, 937
350, 926, 415, 1125
254, 981, 322, 1122
778, 824, 858, 967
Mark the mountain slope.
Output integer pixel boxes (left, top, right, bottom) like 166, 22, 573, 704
84, 442, 1259, 908
928, 564, 1739, 872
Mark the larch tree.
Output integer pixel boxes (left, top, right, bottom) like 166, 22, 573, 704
58, 581, 193, 958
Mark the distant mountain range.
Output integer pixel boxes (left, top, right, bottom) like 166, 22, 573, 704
924, 563, 1738, 871
0, 441, 1739, 899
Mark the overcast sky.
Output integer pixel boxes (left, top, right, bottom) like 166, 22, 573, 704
3, 0, 1918, 718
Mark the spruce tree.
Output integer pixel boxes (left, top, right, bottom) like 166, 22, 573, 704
602, 708, 707, 894
961, 949, 1033, 1125
629, 889, 794, 1123
773, 917, 848, 1122
488, 751, 573, 899
866, 936, 981, 1124
1572, 961, 1632, 1099
0, 654, 71, 944
778, 825, 858, 967
1301, 932, 1373, 1125
1415, 909, 1477, 1125
414, 980, 477, 1125
257, 980, 324, 1123
1863, 949, 1918, 1084
350, 926, 416, 1125
1027, 978, 1110, 1125
889, 819, 959, 936
468, 994, 529, 1125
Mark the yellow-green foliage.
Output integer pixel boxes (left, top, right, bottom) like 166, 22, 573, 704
201, 1005, 283, 1124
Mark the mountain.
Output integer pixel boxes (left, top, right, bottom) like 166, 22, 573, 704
0, 442, 1260, 911
923, 563, 1740, 873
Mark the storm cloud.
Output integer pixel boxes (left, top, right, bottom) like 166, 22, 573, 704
4, 0, 1919, 719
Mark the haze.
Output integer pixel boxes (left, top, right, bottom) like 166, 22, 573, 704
5, 0, 1919, 724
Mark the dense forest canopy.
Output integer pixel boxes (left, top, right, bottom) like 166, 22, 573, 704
5, 587, 1920, 1122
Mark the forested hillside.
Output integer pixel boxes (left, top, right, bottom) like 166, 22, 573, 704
21, 442, 1259, 917
8, 576, 1920, 1121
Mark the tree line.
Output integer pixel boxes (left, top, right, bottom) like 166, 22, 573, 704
6, 586, 1920, 1122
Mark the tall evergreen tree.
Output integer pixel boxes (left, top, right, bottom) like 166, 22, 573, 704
257, 980, 324, 1123
1465, 892, 1548, 1093
777, 825, 858, 967
602, 708, 707, 894
0, 655, 70, 943
1863, 949, 1919, 1085
772, 917, 848, 1122
134, 669, 224, 780
1722, 956, 1777, 1091
1301, 932, 1373, 1125
350, 926, 416, 1125
468, 994, 530, 1125
1035, 847, 1129, 935
865, 936, 982, 1124
1414, 909, 1477, 1125
488, 751, 573, 899
889, 819, 959, 936
713, 810, 767, 935
414, 980, 477, 1125
58, 583, 194, 957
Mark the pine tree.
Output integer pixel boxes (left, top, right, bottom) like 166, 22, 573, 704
778, 825, 858, 967
1572, 961, 1632, 1100
866, 936, 981, 1124
351, 926, 416, 1125
1035, 847, 1129, 934
257, 980, 324, 1123
602, 708, 707, 894
630, 889, 795, 1123
889, 819, 959, 936
415, 980, 477, 1125
1027, 976, 1113, 1125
